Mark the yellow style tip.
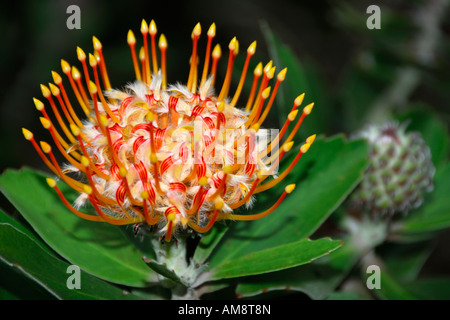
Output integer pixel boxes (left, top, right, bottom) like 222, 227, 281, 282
40, 141, 52, 153
99, 115, 109, 127
228, 37, 237, 51
158, 34, 168, 49
61, 59, 71, 74
127, 30, 136, 45
256, 170, 265, 180
70, 123, 80, 136
71, 66, 81, 80
262, 86, 271, 99
192, 22, 201, 38
140, 19, 148, 34
33, 97, 45, 111
254, 62, 263, 76
233, 40, 239, 55
285, 184, 296, 194
94, 50, 101, 62
277, 67, 288, 81
288, 109, 299, 121
149, 20, 157, 35
49, 83, 60, 96
89, 53, 97, 67
51, 71, 62, 84
251, 123, 260, 132
295, 93, 305, 106
306, 134, 317, 144
207, 23, 216, 37
119, 167, 128, 178
267, 66, 276, 79
40, 117, 51, 129
212, 44, 221, 58
180, 216, 189, 228
80, 156, 90, 167
216, 101, 225, 113
263, 60, 273, 73
198, 176, 209, 187
303, 102, 314, 115
300, 143, 311, 154
92, 36, 102, 51
139, 46, 145, 60
247, 41, 257, 55
40, 84, 51, 98
46, 178, 57, 188
228, 37, 239, 55
167, 212, 177, 222
83, 184, 93, 195
282, 141, 294, 152
22, 128, 33, 141
215, 197, 225, 210
88, 81, 98, 94
146, 111, 155, 122
223, 165, 233, 174
141, 190, 149, 200
76, 46, 86, 61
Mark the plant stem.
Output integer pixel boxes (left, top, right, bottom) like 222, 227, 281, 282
151, 236, 209, 299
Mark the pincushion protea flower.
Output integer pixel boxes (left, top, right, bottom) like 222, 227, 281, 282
22, 20, 315, 242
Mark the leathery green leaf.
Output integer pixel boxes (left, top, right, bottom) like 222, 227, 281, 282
0, 223, 140, 299
210, 237, 342, 280
0, 168, 157, 287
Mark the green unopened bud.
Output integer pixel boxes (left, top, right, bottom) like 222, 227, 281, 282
349, 122, 435, 216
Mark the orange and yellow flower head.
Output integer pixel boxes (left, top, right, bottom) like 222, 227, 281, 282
23, 20, 315, 241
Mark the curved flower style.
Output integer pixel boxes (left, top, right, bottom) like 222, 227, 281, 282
22, 20, 315, 241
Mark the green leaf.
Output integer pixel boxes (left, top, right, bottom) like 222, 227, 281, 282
207, 135, 368, 269
379, 241, 432, 282
193, 223, 229, 265
360, 251, 450, 300
261, 21, 333, 136
119, 225, 156, 260
374, 269, 416, 300
374, 269, 450, 300
397, 162, 450, 235
0, 259, 55, 300
338, 67, 381, 132
0, 209, 54, 256
129, 286, 170, 300
402, 278, 450, 300
0, 223, 140, 300
326, 291, 364, 300
142, 256, 184, 286
0, 168, 157, 287
396, 107, 450, 170
210, 237, 342, 281
235, 236, 361, 299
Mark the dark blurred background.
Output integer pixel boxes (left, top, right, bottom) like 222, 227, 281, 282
1, 0, 449, 283
1, 0, 449, 170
